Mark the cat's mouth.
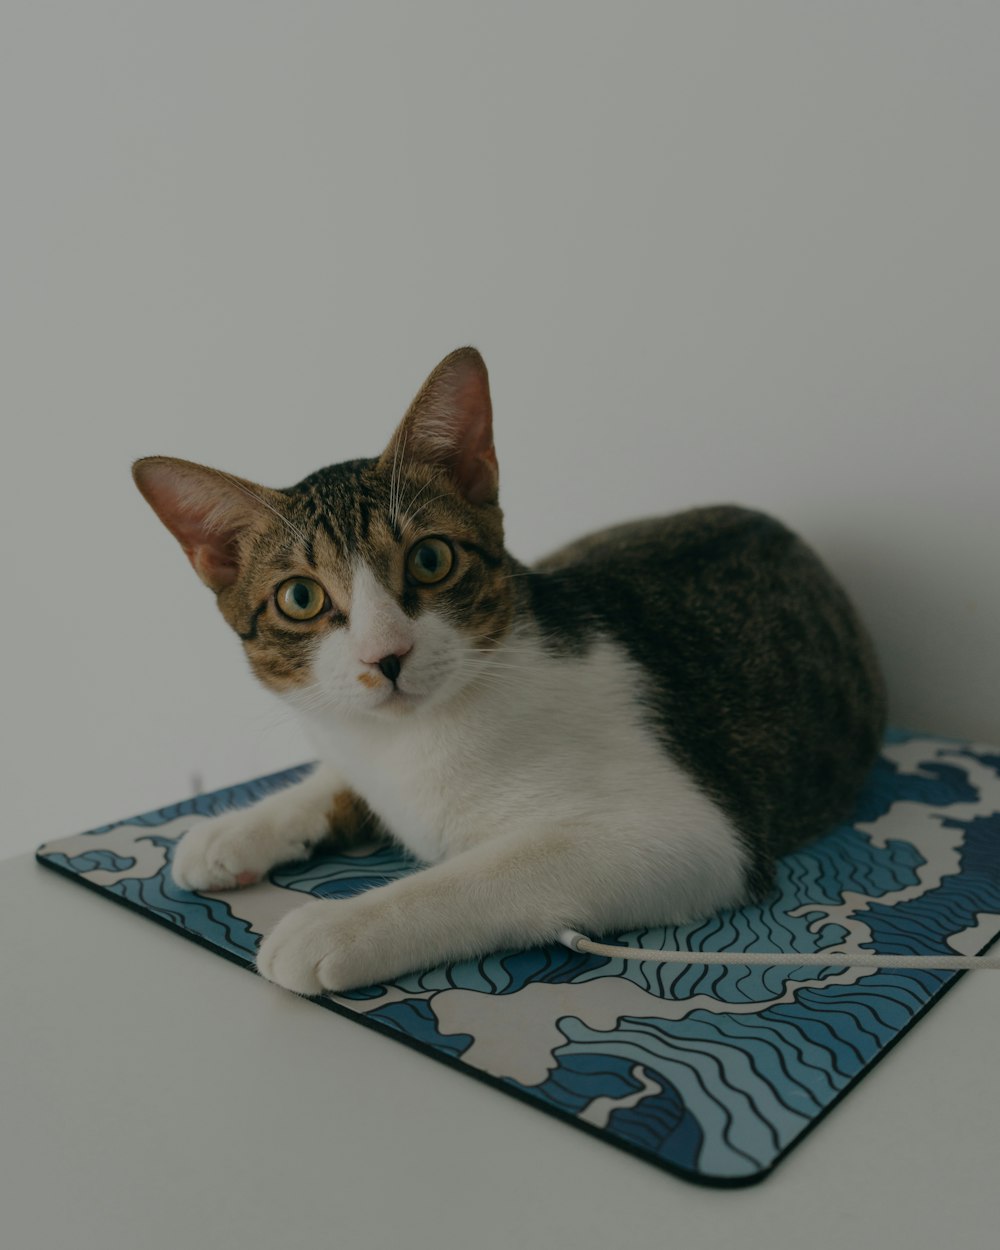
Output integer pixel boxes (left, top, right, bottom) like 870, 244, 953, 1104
376, 684, 421, 713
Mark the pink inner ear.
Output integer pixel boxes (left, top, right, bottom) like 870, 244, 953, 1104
448, 373, 498, 504
176, 515, 242, 589
452, 438, 499, 506
135, 461, 250, 592
393, 348, 499, 504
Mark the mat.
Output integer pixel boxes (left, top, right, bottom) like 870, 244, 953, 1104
36, 730, 1000, 1186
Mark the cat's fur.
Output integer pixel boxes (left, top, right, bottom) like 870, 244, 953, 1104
133, 347, 886, 995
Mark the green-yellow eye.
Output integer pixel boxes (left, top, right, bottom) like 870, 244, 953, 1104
406, 537, 455, 585
276, 577, 327, 620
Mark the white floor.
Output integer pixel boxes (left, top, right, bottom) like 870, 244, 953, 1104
2, 850, 998, 1250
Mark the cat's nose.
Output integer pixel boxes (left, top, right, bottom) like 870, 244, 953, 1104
376, 648, 411, 683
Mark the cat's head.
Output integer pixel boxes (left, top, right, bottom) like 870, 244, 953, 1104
133, 347, 514, 716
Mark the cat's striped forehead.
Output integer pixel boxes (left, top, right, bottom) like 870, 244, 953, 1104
289, 457, 403, 562
285, 456, 455, 576
283, 456, 501, 590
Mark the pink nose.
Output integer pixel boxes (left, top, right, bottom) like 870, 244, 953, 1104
370, 646, 412, 683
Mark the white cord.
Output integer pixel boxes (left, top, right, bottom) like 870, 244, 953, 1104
558, 929, 1000, 971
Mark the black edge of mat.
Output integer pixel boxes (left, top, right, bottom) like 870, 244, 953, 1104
35, 848, 998, 1190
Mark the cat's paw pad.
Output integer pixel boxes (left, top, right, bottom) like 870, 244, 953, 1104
256, 898, 383, 995
172, 809, 313, 893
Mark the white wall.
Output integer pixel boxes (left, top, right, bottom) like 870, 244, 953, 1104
2, 2, 998, 858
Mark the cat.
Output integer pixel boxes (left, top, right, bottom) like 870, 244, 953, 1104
133, 346, 887, 996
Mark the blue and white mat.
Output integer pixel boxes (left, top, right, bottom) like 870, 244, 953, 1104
36, 730, 1000, 1185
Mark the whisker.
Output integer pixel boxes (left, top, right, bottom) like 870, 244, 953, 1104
216, 471, 311, 546
387, 433, 400, 527
463, 665, 526, 682
392, 427, 411, 526
474, 665, 539, 673
461, 670, 530, 696
400, 468, 445, 520
400, 491, 452, 533
494, 570, 572, 585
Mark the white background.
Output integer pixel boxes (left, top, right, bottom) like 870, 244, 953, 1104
2, 2, 998, 858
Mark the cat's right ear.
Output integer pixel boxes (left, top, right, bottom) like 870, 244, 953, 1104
381, 346, 499, 505
132, 456, 281, 592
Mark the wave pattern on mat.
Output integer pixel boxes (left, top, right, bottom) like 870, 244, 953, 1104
36, 733, 1000, 1184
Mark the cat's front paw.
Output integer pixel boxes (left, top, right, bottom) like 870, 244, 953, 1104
256, 897, 389, 995
172, 807, 316, 893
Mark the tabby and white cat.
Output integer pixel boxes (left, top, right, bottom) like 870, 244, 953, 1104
134, 347, 886, 995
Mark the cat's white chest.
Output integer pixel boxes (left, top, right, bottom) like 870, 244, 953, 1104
301, 703, 497, 861
296, 633, 719, 867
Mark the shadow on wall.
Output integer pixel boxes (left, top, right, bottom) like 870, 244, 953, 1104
814, 529, 994, 743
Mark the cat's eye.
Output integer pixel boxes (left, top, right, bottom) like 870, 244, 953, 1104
406, 537, 455, 586
276, 577, 327, 621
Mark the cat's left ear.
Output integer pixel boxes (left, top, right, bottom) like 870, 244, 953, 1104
381, 346, 498, 505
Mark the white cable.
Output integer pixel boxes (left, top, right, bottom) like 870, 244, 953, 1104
557, 929, 1000, 971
